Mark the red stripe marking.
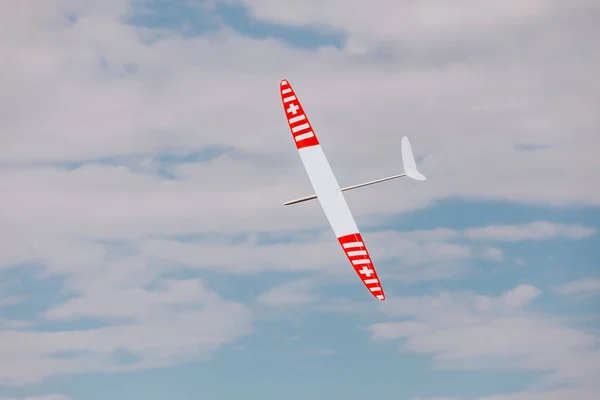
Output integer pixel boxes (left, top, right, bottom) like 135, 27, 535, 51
338, 233, 385, 300
279, 79, 320, 150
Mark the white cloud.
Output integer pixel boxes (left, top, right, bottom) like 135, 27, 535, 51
0, 395, 70, 400
258, 279, 317, 307
227, 0, 560, 50
307, 348, 336, 357
0, 213, 592, 385
371, 285, 600, 388
2, 0, 599, 222
413, 386, 600, 400
501, 284, 541, 307
0, 296, 28, 308
465, 221, 596, 241
482, 247, 504, 261
44, 278, 219, 320
553, 278, 600, 297
2, 0, 599, 394
3, 222, 548, 281
0, 276, 252, 385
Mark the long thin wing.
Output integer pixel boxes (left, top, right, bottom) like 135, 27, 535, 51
279, 79, 385, 300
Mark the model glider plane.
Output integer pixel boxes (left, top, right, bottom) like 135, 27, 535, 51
279, 79, 426, 300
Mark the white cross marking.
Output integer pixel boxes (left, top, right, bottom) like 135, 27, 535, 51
358, 266, 374, 277
287, 103, 299, 115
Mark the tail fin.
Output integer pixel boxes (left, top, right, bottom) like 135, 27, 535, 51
401, 136, 426, 181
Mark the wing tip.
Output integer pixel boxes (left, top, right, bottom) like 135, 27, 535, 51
338, 233, 387, 301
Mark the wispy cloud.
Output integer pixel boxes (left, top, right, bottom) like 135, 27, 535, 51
0, 396, 70, 400
371, 285, 600, 387
0, 296, 29, 308
412, 386, 600, 400
553, 278, 600, 298
2, 0, 598, 398
465, 221, 596, 241
0, 278, 252, 385
258, 278, 317, 307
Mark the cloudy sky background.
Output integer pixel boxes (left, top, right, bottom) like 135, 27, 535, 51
1, 0, 599, 399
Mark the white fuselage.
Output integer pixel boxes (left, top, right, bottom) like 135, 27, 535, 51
298, 145, 359, 238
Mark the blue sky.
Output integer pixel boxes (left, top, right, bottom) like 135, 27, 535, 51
1, 1, 599, 400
